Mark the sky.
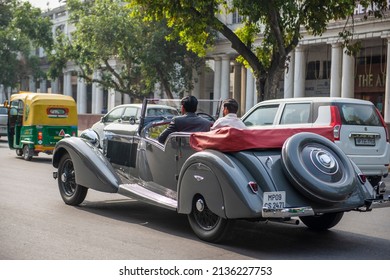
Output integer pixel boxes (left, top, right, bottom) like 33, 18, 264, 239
25, 0, 63, 10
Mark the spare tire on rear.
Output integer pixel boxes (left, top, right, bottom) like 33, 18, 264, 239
281, 132, 357, 204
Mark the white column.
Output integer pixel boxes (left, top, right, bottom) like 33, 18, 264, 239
92, 71, 104, 114
213, 57, 222, 101
252, 77, 257, 105
51, 78, 59, 94
0, 85, 4, 102
293, 45, 306, 97
240, 67, 247, 114
220, 55, 230, 100
284, 51, 295, 98
63, 71, 72, 96
191, 69, 200, 99
39, 79, 47, 93
245, 69, 254, 112
233, 61, 242, 103
341, 49, 355, 98
29, 76, 36, 92
108, 88, 116, 111
384, 37, 390, 123
123, 93, 131, 104
77, 77, 87, 113
330, 43, 343, 97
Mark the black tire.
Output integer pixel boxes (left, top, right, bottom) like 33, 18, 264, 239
368, 176, 381, 188
300, 212, 344, 231
57, 153, 88, 205
22, 145, 33, 161
281, 132, 357, 204
187, 196, 233, 243
16, 149, 23, 157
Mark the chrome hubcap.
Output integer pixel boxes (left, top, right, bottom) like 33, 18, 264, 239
196, 199, 205, 212
61, 173, 67, 183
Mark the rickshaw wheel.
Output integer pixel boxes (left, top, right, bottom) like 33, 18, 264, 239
22, 145, 33, 161
16, 149, 23, 157
57, 153, 88, 206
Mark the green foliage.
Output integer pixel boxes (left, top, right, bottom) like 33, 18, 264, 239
48, 0, 200, 99
128, 0, 388, 101
0, 0, 53, 95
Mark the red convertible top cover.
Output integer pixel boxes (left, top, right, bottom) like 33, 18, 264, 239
190, 127, 334, 152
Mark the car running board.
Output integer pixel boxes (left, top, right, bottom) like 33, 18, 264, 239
118, 183, 178, 211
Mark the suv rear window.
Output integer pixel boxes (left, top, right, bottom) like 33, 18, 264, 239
338, 103, 381, 126
280, 103, 311, 124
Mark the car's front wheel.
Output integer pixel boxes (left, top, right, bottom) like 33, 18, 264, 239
300, 212, 344, 230
57, 153, 88, 205
187, 196, 233, 243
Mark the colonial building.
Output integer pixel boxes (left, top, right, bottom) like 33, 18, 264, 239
2, 2, 390, 122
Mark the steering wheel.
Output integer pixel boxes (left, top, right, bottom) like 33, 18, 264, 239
197, 112, 215, 122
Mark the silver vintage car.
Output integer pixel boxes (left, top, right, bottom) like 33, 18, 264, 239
52, 98, 389, 243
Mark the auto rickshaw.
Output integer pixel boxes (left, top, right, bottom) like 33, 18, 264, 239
4, 92, 78, 160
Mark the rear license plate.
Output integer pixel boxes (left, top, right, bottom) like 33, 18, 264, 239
355, 136, 375, 146
263, 191, 286, 210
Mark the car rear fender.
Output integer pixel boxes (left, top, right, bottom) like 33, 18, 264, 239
177, 150, 265, 219
53, 137, 121, 193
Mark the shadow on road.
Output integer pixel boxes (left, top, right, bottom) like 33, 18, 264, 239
72, 198, 390, 260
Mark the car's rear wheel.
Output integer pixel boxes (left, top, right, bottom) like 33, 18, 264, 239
22, 145, 33, 161
187, 196, 233, 243
57, 153, 88, 205
300, 212, 344, 230
281, 132, 357, 204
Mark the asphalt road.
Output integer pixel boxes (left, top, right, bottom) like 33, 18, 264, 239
0, 136, 390, 260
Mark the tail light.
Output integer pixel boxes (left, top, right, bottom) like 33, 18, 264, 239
248, 181, 258, 193
375, 107, 389, 142
358, 173, 367, 184
38, 131, 43, 141
330, 106, 342, 141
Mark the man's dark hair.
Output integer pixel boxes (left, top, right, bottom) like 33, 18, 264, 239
223, 98, 239, 114
181, 95, 198, 113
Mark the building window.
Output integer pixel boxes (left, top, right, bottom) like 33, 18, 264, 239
322, 61, 331, 79
306, 61, 320, 80
232, 10, 242, 24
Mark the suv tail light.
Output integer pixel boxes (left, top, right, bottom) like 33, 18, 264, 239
375, 108, 389, 142
330, 106, 342, 141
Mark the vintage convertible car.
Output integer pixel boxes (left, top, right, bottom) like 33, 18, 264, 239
52, 99, 389, 243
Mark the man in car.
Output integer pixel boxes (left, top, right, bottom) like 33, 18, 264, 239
211, 98, 246, 130
158, 95, 212, 144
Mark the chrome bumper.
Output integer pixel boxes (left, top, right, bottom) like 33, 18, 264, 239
262, 206, 315, 218
363, 196, 390, 210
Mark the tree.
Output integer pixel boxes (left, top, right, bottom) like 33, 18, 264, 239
128, 0, 388, 101
0, 0, 53, 99
48, 0, 201, 100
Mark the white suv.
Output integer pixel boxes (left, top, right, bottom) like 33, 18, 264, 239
242, 97, 390, 187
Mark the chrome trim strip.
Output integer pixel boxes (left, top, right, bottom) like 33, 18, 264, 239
262, 206, 314, 218
118, 183, 177, 211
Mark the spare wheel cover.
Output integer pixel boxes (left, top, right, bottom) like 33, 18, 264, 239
281, 132, 356, 204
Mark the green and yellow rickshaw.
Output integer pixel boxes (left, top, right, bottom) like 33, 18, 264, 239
4, 92, 78, 160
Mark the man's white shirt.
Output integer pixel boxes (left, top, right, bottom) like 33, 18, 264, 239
211, 113, 247, 130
